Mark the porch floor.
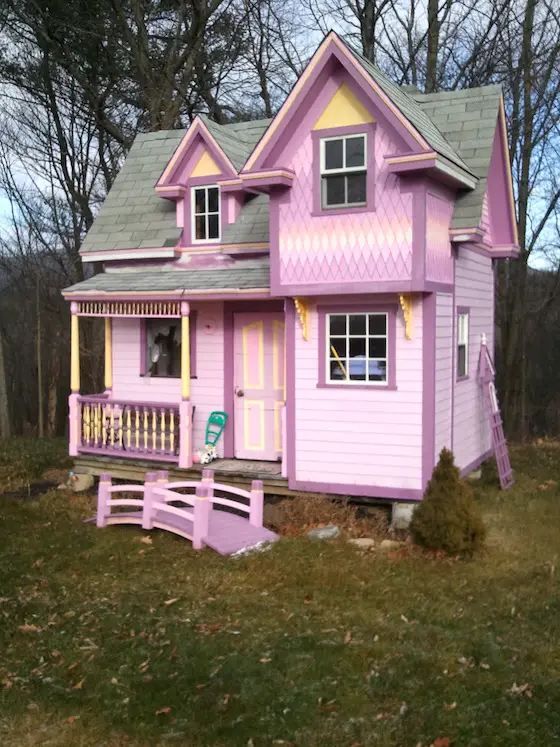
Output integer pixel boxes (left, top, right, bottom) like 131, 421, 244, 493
74, 454, 292, 496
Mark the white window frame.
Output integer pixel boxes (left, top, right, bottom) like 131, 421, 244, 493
457, 312, 469, 378
320, 133, 367, 210
191, 184, 220, 243
326, 311, 388, 386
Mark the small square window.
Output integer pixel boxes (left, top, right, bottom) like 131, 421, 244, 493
321, 133, 367, 210
144, 315, 197, 378
326, 311, 389, 386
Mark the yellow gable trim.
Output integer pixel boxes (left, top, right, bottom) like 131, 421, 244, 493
190, 150, 222, 178
312, 82, 375, 130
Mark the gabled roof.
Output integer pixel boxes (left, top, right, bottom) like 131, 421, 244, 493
202, 117, 270, 172
222, 194, 269, 244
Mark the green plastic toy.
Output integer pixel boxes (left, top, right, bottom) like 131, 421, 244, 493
205, 411, 228, 449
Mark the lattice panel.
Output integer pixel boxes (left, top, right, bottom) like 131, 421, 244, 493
278, 125, 413, 286
77, 301, 181, 317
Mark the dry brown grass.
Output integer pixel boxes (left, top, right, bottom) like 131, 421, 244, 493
266, 494, 389, 538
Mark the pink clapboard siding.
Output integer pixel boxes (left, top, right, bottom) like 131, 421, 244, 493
278, 125, 413, 287
111, 303, 225, 455
293, 297, 423, 490
453, 249, 493, 470
426, 189, 454, 284
434, 293, 453, 458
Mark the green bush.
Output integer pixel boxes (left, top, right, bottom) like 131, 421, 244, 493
411, 448, 486, 555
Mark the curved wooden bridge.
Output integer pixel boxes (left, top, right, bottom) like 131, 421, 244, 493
96, 469, 278, 555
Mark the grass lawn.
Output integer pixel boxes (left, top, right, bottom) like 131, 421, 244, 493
0, 441, 559, 746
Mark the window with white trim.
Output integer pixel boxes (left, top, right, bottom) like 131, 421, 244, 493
457, 312, 469, 378
320, 134, 367, 209
327, 312, 387, 384
192, 185, 220, 242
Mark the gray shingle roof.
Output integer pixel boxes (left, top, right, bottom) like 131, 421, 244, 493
81, 129, 185, 253
222, 194, 269, 244
413, 85, 502, 229
202, 117, 270, 172
63, 259, 271, 294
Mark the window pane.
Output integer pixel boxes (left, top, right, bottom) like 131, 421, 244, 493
349, 356, 367, 381
349, 338, 366, 357
324, 175, 345, 207
194, 189, 205, 214
458, 345, 467, 377
349, 314, 366, 336
368, 314, 387, 335
195, 215, 206, 240
368, 360, 387, 382
346, 172, 367, 204
208, 187, 219, 213
368, 338, 387, 359
330, 359, 348, 381
330, 337, 346, 357
324, 139, 343, 170
208, 214, 219, 239
329, 315, 346, 335
345, 136, 365, 167
147, 321, 181, 378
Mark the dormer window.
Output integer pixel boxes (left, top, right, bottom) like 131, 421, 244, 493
320, 134, 367, 209
192, 185, 220, 242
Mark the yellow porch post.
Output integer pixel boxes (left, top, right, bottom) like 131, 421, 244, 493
104, 317, 113, 391
70, 303, 80, 393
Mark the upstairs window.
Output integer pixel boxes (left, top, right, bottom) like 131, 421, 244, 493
320, 134, 367, 209
192, 185, 220, 242
327, 312, 388, 385
457, 311, 469, 378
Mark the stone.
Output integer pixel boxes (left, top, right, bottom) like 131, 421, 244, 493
380, 539, 406, 551
466, 468, 482, 482
306, 525, 340, 540
348, 538, 376, 550
69, 473, 95, 493
390, 502, 416, 533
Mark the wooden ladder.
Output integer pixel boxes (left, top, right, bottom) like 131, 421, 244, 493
478, 336, 514, 490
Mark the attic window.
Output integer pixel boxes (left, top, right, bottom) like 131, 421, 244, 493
192, 185, 220, 242
320, 134, 367, 209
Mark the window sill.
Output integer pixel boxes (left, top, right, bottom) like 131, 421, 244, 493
140, 375, 198, 380
457, 374, 470, 382
317, 382, 397, 391
311, 204, 373, 218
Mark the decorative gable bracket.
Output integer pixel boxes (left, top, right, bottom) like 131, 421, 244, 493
398, 294, 413, 340
294, 298, 309, 340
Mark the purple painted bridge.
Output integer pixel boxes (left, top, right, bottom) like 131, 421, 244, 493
95, 468, 279, 555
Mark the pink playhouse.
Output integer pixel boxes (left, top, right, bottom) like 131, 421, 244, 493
64, 31, 518, 514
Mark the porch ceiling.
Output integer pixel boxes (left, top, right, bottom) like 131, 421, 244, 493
63, 259, 271, 297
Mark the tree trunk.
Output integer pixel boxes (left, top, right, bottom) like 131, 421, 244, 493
0, 322, 11, 439
426, 0, 439, 92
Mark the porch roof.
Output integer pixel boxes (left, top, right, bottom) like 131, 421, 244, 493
63, 259, 271, 296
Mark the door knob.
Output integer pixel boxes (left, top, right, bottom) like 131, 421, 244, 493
235, 387, 244, 397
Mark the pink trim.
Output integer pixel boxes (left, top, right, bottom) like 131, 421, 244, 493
270, 279, 453, 297
182, 186, 225, 248
69, 393, 79, 456
249, 480, 264, 527
401, 180, 427, 284
422, 293, 436, 489
78, 247, 178, 261
387, 156, 437, 174
289, 479, 423, 501
311, 124, 376, 216
459, 449, 493, 478
317, 303, 397, 389
179, 400, 193, 468
451, 257, 456, 451
285, 299, 296, 483
456, 306, 470, 382
80, 446, 177, 463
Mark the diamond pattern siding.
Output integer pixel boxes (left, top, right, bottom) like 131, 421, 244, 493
426, 192, 454, 284
278, 126, 412, 286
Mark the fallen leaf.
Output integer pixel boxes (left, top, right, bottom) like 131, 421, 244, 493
18, 624, 38, 633
344, 631, 352, 644
140, 536, 153, 545
32, 558, 44, 568
64, 716, 79, 724
73, 679, 85, 690
260, 657, 272, 663
400, 614, 409, 624
143, 675, 153, 683
196, 683, 207, 690
164, 598, 179, 606
480, 662, 490, 670
303, 595, 313, 604
444, 702, 457, 711
433, 739, 451, 747
155, 706, 172, 715
67, 662, 79, 671
111, 678, 119, 685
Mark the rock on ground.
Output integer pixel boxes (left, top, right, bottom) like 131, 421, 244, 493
348, 538, 376, 549
306, 525, 340, 540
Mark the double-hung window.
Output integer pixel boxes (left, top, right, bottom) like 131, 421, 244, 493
192, 185, 220, 242
320, 134, 367, 209
457, 311, 469, 378
327, 312, 388, 384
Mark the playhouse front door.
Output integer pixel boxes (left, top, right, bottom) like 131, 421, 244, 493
234, 312, 285, 461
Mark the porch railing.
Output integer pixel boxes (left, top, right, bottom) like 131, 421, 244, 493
77, 396, 181, 461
